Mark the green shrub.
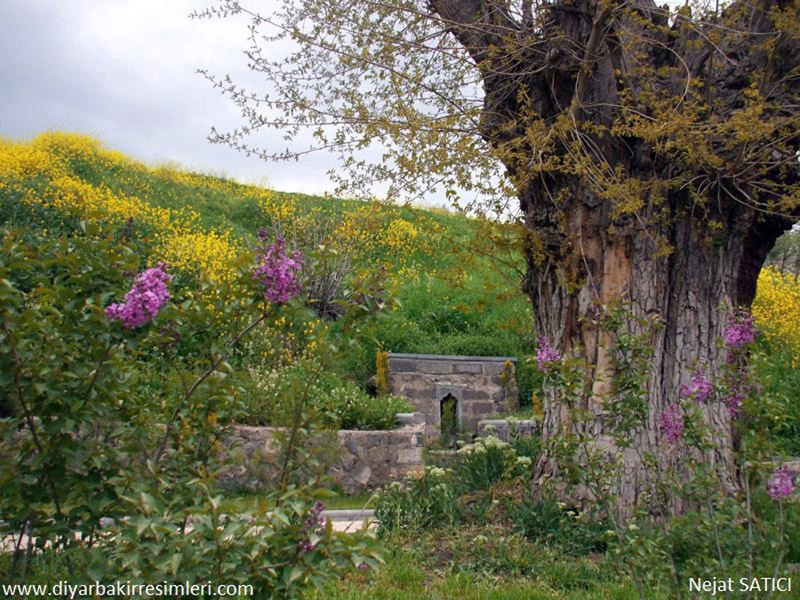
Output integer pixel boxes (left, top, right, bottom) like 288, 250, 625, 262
375, 467, 459, 535
453, 434, 528, 492
507, 496, 611, 557
0, 222, 379, 597
748, 343, 800, 456
241, 360, 411, 430
375, 431, 541, 536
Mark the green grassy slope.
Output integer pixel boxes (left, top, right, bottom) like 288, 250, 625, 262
1, 132, 538, 402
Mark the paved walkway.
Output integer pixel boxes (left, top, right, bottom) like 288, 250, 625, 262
322, 509, 376, 532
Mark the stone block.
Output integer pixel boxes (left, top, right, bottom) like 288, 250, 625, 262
453, 362, 483, 374
462, 389, 491, 401
365, 432, 386, 448
400, 385, 437, 401
491, 389, 509, 402
396, 412, 426, 425
397, 447, 423, 465
481, 362, 506, 375
368, 445, 389, 463
387, 359, 418, 372
339, 452, 357, 471
468, 401, 495, 415
350, 463, 372, 486
345, 436, 360, 455
513, 420, 537, 438
419, 360, 454, 374
372, 464, 389, 483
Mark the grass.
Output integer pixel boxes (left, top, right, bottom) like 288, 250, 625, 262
303, 528, 668, 600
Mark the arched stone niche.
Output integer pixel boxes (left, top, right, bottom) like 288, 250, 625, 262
386, 353, 518, 439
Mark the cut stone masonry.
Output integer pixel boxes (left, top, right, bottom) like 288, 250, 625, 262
387, 353, 519, 438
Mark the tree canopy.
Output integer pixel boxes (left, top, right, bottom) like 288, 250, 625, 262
194, 0, 800, 220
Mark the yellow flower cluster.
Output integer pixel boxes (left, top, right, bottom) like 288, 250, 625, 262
0, 139, 64, 185
243, 315, 327, 370
332, 204, 385, 255
753, 266, 800, 362
0, 133, 240, 286
258, 191, 295, 222
258, 192, 444, 279
382, 218, 418, 251
160, 230, 238, 284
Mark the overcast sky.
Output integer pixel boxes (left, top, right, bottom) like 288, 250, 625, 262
0, 0, 353, 196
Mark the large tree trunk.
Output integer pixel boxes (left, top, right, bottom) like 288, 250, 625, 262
431, 0, 800, 516
522, 177, 788, 514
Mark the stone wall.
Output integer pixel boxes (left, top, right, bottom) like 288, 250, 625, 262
222, 414, 425, 494
387, 353, 518, 437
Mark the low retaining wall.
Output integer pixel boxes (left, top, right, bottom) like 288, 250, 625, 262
221, 415, 425, 494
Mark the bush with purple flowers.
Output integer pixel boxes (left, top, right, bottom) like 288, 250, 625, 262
725, 312, 757, 350
766, 466, 795, 501
105, 262, 171, 328
679, 369, 712, 403
0, 224, 379, 598
534, 336, 561, 373
252, 231, 304, 304
659, 403, 684, 444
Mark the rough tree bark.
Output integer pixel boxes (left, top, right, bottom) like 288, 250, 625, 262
430, 0, 800, 513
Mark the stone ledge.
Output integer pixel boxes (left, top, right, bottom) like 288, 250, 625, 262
388, 352, 517, 363
221, 417, 425, 494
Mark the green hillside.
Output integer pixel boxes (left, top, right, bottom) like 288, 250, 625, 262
0, 132, 539, 414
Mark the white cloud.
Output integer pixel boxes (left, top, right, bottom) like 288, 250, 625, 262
0, 0, 343, 196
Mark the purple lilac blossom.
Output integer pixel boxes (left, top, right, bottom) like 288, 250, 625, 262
298, 500, 326, 555
252, 233, 304, 304
722, 368, 753, 417
105, 262, 171, 329
766, 467, 795, 501
303, 500, 325, 533
660, 403, 684, 444
534, 336, 561, 373
679, 370, 712, 403
722, 389, 745, 417
725, 313, 756, 350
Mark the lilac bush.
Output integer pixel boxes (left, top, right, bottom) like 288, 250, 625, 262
722, 388, 746, 417
659, 403, 684, 444
534, 336, 561, 373
298, 500, 325, 554
679, 369, 712, 403
253, 232, 304, 304
720, 367, 756, 417
725, 312, 756, 350
105, 262, 172, 328
766, 466, 795, 501
720, 311, 758, 417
